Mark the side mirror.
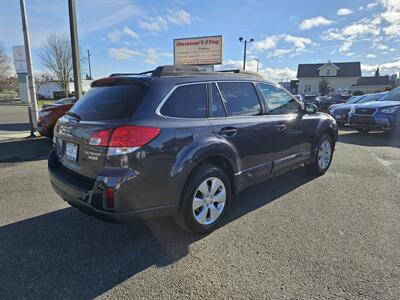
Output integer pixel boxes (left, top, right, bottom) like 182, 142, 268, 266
305, 103, 317, 114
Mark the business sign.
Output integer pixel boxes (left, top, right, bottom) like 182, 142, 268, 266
13, 46, 27, 73
174, 35, 223, 65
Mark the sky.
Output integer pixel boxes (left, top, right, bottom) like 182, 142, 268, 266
0, 0, 399, 82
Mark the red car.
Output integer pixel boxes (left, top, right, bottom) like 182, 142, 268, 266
37, 97, 76, 137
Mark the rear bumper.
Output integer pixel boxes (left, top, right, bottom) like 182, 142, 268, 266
48, 150, 178, 222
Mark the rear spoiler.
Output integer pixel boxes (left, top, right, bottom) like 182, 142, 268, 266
91, 77, 150, 88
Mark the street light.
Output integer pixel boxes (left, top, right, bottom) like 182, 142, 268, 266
239, 37, 254, 70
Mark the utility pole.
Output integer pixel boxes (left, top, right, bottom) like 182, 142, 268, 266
20, 0, 38, 127
87, 49, 92, 79
68, 0, 82, 99
239, 37, 254, 70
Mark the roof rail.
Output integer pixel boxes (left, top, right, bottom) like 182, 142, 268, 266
151, 65, 202, 77
108, 65, 264, 78
109, 70, 154, 77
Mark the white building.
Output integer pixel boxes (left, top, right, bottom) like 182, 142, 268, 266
297, 60, 361, 95
37, 80, 93, 99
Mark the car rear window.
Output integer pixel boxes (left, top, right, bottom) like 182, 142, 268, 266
68, 85, 147, 121
160, 84, 207, 118
217, 82, 261, 116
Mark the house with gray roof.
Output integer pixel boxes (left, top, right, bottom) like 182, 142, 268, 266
297, 60, 361, 95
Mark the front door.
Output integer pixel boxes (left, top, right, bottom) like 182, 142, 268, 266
257, 83, 314, 170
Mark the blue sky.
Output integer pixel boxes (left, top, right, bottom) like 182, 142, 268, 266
0, 0, 399, 81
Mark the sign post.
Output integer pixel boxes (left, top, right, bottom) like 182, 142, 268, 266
174, 35, 223, 66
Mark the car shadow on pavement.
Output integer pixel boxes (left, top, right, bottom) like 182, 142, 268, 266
339, 131, 400, 148
0, 123, 31, 131
0, 137, 53, 163
0, 167, 315, 299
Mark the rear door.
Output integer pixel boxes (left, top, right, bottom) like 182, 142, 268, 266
209, 81, 275, 180
54, 79, 148, 179
257, 83, 315, 170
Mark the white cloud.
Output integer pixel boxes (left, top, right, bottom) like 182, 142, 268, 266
261, 67, 297, 82
299, 16, 333, 30
337, 8, 353, 16
108, 47, 141, 60
366, 54, 377, 58
122, 26, 140, 40
81, 5, 140, 34
361, 59, 400, 75
144, 48, 173, 64
105, 26, 140, 43
366, 2, 379, 10
324, 18, 380, 43
380, 0, 400, 37
107, 47, 172, 64
253, 34, 313, 57
253, 36, 279, 50
166, 9, 192, 25
139, 16, 168, 32
339, 41, 353, 53
216, 59, 296, 82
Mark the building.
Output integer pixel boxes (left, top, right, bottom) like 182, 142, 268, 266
37, 80, 93, 99
297, 60, 361, 95
351, 75, 391, 94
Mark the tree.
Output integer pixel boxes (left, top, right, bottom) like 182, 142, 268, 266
318, 78, 330, 96
40, 34, 72, 96
35, 73, 50, 98
0, 42, 12, 79
374, 67, 380, 77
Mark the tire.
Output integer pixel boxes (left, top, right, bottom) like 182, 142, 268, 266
356, 128, 371, 134
305, 134, 334, 175
175, 164, 232, 234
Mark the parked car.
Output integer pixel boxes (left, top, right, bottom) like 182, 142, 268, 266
293, 94, 305, 103
37, 97, 77, 137
48, 65, 338, 234
348, 87, 400, 133
319, 94, 349, 111
303, 95, 321, 109
327, 93, 385, 125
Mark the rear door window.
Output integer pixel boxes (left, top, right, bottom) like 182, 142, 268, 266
161, 84, 207, 118
217, 82, 261, 116
69, 84, 147, 121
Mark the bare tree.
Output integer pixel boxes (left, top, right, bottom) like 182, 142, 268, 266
35, 73, 50, 99
40, 34, 72, 96
0, 42, 12, 79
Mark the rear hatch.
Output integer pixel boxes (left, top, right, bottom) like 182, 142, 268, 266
54, 78, 149, 179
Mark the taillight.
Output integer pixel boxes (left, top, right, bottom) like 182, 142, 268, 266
109, 126, 160, 147
89, 129, 112, 146
89, 126, 160, 148
106, 187, 114, 209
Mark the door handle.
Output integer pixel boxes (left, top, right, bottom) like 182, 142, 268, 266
276, 124, 288, 132
219, 127, 238, 137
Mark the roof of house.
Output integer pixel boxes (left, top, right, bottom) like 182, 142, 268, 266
297, 62, 361, 78
353, 75, 390, 86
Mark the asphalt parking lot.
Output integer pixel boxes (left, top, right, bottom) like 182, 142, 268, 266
0, 130, 399, 299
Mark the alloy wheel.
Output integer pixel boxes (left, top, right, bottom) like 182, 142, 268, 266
192, 177, 226, 225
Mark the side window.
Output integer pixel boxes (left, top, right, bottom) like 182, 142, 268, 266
161, 84, 207, 118
258, 83, 302, 115
211, 83, 226, 117
217, 82, 261, 116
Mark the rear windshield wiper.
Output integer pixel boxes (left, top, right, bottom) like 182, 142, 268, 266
66, 111, 81, 121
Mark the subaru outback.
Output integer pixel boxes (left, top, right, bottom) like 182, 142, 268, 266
48, 65, 338, 234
